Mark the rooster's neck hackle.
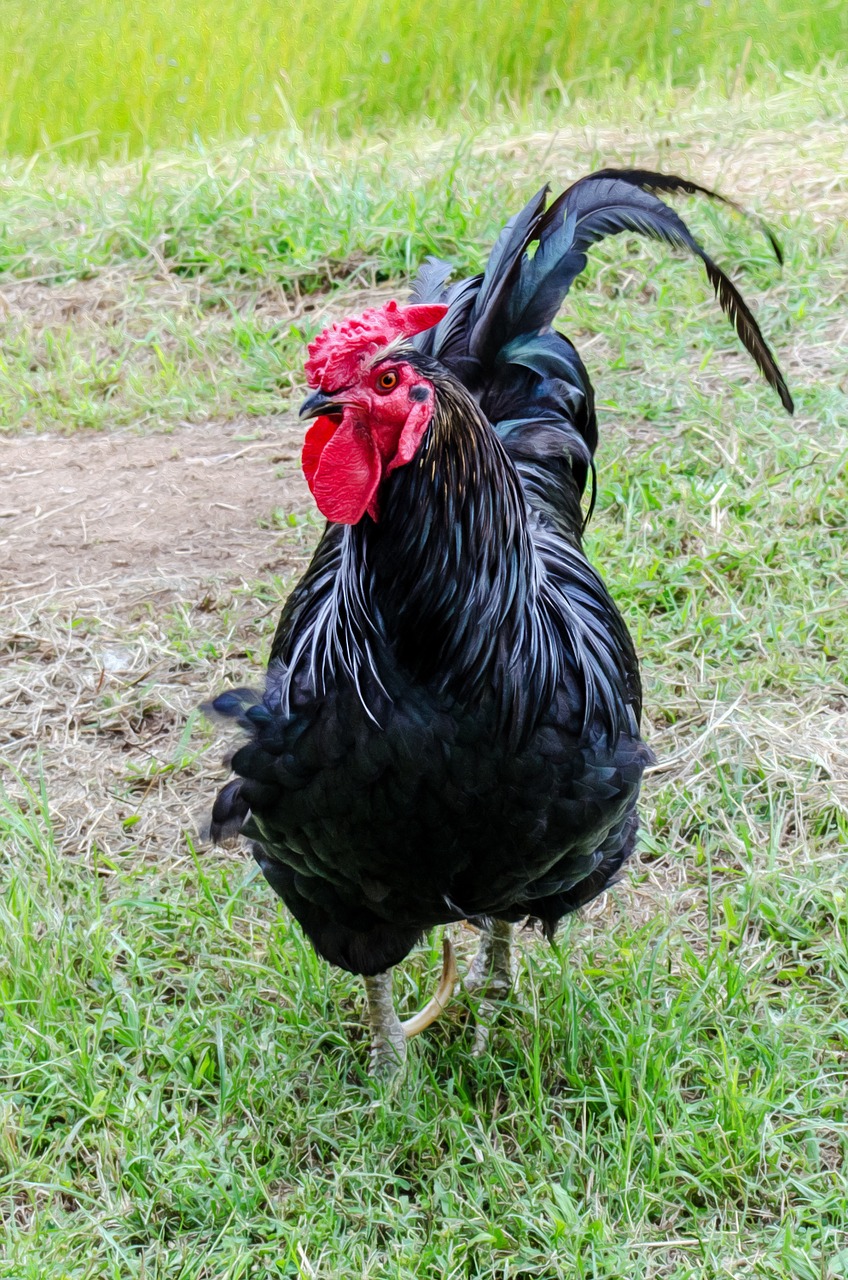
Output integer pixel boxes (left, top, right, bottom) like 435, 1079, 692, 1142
271, 351, 637, 740
360, 359, 536, 705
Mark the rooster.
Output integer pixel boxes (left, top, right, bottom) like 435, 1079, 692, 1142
209, 170, 792, 1077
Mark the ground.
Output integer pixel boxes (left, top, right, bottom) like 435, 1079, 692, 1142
3, 419, 298, 588
1, 82, 847, 1279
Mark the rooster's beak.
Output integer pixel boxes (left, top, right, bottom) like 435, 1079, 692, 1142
299, 390, 345, 421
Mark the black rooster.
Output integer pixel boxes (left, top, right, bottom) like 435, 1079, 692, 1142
209, 170, 792, 1077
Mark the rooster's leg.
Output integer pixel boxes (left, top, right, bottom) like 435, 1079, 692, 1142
363, 970, 407, 1079
465, 918, 514, 997
464, 919, 514, 1056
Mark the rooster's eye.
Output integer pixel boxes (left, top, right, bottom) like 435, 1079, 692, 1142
375, 369, 399, 394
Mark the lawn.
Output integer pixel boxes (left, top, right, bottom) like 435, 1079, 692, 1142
0, 0, 845, 155
1, 68, 848, 1280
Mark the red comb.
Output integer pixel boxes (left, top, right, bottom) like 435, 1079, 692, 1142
304, 300, 448, 390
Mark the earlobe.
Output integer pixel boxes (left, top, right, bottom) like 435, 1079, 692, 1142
387, 400, 434, 474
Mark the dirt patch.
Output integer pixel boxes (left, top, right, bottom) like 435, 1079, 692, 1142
1, 418, 312, 599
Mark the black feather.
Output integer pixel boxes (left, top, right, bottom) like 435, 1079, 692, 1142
588, 167, 785, 263
209, 778, 251, 842
467, 185, 549, 360
418, 273, 482, 366
423, 170, 793, 414
408, 255, 454, 303
202, 686, 264, 729
559, 176, 794, 412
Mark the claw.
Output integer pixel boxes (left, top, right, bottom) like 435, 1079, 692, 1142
401, 937, 457, 1038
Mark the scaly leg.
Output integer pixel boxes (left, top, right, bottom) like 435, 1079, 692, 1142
363, 970, 407, 1080
362, 939, 457, 1080
464, 919, 514, 1056
465, 918, 514, 998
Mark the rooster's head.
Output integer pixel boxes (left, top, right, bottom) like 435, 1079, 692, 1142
298, 300, 447, 524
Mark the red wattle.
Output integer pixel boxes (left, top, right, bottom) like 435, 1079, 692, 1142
303, 409, 381, 525
302, 415, 339, 490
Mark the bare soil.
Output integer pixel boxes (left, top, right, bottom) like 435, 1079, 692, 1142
0, 412, 322, 879
1, 418, 310, 599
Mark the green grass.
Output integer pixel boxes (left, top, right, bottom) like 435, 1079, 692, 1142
2, 74, 848, 1278
0, 0, 846, 156
1, 773, 846, 1278
0, 74, 845, 436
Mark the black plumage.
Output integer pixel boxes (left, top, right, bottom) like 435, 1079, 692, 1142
209, 169, 791, 984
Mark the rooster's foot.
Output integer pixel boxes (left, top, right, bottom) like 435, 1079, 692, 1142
363, 971, 407, 1081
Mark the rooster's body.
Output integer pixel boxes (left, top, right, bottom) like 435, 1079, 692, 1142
210, 171, 791, 1074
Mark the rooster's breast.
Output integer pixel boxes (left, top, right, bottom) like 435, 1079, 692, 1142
235, 666, 647, 956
